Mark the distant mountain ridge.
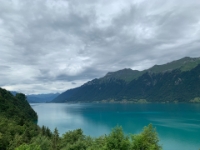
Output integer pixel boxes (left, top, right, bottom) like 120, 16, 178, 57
27, 93, 60, 103
11, 92, 60, 103
52, 57, 200, 103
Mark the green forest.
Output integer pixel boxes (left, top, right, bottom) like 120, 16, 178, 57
0, 88, 162, 150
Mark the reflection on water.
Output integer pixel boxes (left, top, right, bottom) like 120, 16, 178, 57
31, 103, 200, 150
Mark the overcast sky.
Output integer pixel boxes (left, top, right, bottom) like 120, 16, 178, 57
1, 0, 200, 94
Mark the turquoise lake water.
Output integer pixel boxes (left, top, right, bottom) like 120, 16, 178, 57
31, 103, 200, 150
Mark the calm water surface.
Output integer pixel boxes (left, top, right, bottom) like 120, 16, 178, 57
31, 103, 200, 150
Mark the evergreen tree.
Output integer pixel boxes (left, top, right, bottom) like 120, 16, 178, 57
52, 128, 60, 150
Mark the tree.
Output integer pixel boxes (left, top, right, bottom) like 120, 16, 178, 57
31, 134, 51, 150
60, 129, 85, 149
87, 136, 106, 150
131, 124, 162, 150
41, 126, 52, 138
105, 126, 130, 150
15, 93, 27, 102
15, 143, 41, 150
52, 128, 60, 150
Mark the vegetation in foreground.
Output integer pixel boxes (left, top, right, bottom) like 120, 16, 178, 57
2, 123, 162, 150
0, 87, 162, 150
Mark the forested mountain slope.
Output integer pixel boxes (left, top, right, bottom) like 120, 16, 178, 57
0, 88, 37, 121
0, 88, 40, 149
52, 57, 200, 103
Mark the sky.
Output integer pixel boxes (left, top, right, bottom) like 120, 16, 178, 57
1, 0, 200, 94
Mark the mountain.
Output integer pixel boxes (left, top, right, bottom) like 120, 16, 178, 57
26, 93, 60, 103
52, 57, 200, 103
11, 91, 60, 103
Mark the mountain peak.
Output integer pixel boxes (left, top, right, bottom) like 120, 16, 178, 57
103, 68, 141, 82
147, 56, 200, 73
105, 68, 133, 76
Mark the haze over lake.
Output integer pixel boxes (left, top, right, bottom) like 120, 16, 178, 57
31, 103, 200, 150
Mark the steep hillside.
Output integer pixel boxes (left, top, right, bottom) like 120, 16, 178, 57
0, 88, 40, 149
52, 57, 200, 103
53, 78, 126, 103
121, 65, 200, 102
0, 88, 37, 121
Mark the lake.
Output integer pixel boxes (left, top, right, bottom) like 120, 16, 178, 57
31, 103, 200, 150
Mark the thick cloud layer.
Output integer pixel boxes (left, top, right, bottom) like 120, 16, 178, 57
1, 0, 200, 94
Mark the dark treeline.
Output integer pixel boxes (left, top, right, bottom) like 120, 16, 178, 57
0, 88, 162, 150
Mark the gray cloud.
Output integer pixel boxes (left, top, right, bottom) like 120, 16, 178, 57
1, 0, 200, 94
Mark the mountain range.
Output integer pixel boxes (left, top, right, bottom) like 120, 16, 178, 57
26, 93, 60, 103
11, 92, 60, 103
52, 57, 200, 103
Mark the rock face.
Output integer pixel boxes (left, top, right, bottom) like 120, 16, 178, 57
52, 57, 200, 103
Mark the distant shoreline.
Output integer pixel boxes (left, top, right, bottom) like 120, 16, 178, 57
46, 100, 200, 104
